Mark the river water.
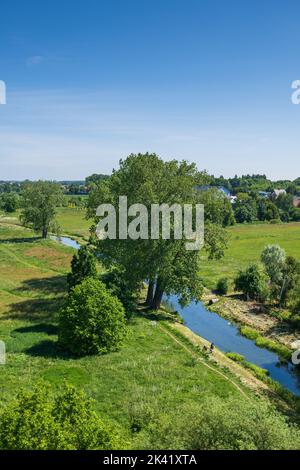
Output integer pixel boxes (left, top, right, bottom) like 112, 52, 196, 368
55, 235, 300, 396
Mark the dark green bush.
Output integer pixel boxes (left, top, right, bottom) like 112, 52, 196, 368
59, 278, 127, 356
67, 245, 97, 290
216, 277, 229, 295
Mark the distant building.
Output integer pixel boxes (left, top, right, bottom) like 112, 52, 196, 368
293, 196, 300, 208
271, 189, 287, 200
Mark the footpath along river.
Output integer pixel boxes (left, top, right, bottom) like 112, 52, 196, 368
53, 235, 300, 397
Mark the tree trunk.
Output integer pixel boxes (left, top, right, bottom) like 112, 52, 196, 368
42, 227, 48, 239
150, 281, 164, 310
145, 279, 155, 305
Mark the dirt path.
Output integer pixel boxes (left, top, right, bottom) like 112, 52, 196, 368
158, 322, 253, 400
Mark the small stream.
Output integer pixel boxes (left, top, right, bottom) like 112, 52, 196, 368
55, 235, 300, 397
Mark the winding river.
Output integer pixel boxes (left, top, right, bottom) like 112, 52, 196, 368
54, 235, 300, 397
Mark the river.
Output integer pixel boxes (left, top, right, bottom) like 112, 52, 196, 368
54, 235, 300, 397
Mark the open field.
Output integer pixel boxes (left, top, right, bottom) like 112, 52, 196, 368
0, 207, 91, 240
200, 222, 300, 289
0, 223, 281, 445
56, 207, 90, 239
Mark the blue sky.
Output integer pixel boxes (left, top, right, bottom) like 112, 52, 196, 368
0, 0, 299, 180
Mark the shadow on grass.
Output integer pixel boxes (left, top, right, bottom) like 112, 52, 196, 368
14, 322, 58, 335
2, 297, 65, 321
16, 275, 68, 295
25, 339, 75, 359
0, 237, 41, 244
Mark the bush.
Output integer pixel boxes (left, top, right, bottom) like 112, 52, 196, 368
67, 245, 97, 290
143, 396, 300, 450
59, 278, 127, 356
234, 263, 269, 301
216, 277, 229, 295
0, 383, 121, 450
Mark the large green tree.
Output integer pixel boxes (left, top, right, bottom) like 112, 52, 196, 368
20, 181, 63, 238
88, 153, 227, 310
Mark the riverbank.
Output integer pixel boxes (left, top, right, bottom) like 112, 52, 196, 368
203, 292, 299, 359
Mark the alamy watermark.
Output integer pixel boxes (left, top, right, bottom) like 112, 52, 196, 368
96, 196, 204, 251
291, 80, 300, 104
292, 350, 300, 365
0, 341, 6, 365
0, 80, 6, 104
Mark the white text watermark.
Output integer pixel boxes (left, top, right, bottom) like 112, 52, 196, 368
291, 80, 300, 105
0, 80, 6, 105
96, 197, 204, 251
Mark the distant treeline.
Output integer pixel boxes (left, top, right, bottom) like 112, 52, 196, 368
209, 174, 300, 195
0, 173, 109, 195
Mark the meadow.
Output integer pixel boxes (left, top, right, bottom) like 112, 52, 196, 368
0, 223, 255, 444
200, 222, 300, 289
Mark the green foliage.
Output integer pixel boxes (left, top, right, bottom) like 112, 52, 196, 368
0, 382, 120, 450
89, 153, 224, 309
0, 192, 19, 213
239, 326, 260, 341
59, 278, 127, 356
197, 188, 235, 227
142, 396, 300, 450
261, 244, 286, 284
240, 327, 291, 360
234, 264, 268, 301
20, 181, 63, 238
226, 352, 245, 362
216, 277, 229, 295
233, 196, 257, 223
101, 266, 140, 316
67, 245, 97, 290
226, 352, 269, 380
257, 198, 279, 221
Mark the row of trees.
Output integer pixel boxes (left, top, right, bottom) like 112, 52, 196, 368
211, 174, 300, 195
233, 192, 300, 224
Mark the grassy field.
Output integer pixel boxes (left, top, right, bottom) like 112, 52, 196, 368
56, 207, 90, 239
0, 207, 91, 240
0, 223, 258, 444
200, 222, 300, 289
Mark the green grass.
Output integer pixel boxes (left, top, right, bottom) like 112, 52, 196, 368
226, 352, 269, 381
0, 207, 91, 240
200, 222, 300, 289
239, 326, 291, 360
0, 224, 258, 440
56, 207, 91, 239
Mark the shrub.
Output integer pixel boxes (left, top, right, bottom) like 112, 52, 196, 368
143, 396, 300, 450
0, 383, 121, 450
59, 278, 127, 356
216, 277, 229, 295
67, 245, 97, 290
234, 263, 269, 301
